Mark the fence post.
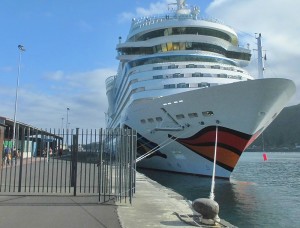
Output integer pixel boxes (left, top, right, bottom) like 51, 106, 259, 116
18, 126, 25, 192
71, 128, 79, 196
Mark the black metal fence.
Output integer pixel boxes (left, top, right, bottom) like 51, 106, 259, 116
1, 128, 137, 204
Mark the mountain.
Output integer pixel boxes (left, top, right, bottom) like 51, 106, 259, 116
248, 104, 300, 151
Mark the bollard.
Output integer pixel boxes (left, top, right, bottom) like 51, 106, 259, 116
192, 198, 220, 225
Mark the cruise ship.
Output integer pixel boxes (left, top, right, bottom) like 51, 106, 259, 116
105, 0, 295, 178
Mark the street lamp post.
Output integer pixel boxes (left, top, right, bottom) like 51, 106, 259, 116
66, 108, 70, 129
66, 108, 70, 149
61, 117, 64, 132
12, 45, 26, 150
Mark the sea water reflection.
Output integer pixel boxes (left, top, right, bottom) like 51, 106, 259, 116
139, 152, 300, 228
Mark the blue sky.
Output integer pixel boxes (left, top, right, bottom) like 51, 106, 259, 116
0, 0, 299, 130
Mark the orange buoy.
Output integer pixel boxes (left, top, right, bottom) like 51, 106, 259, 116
263, 153, 268, 161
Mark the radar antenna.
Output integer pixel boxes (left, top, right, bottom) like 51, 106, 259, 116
177, 0, 186, 9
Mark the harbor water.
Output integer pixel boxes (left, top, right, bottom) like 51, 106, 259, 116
139, 152, 300, 228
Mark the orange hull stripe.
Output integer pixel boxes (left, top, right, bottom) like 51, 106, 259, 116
181, 144, 240, 169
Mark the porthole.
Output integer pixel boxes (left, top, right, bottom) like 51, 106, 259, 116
155, 117, 163, 122
176, 114, 185, 119
202, 111, 214, 117
188, 113, 198, 118
147, 118, 154, 123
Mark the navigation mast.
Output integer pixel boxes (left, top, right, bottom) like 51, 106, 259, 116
257, 33, 265, 79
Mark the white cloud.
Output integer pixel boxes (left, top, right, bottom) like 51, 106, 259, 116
119, 0, 171, 22
44, 70, 64, 81
78, 20, 93, 32
206, 0, 300, 105
0, 66, 13, 73
1, 68, 116, 130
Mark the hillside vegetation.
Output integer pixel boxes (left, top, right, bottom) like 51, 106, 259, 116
249, 104, 300, 151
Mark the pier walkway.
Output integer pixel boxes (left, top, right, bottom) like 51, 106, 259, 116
0, 172, 197, 228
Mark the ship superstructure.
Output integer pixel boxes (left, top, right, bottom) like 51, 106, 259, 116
105, 0, 295, 178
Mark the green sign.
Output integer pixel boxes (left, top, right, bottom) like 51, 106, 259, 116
3, 141, 13, 148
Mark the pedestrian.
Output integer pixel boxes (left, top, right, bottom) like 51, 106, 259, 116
13, 147, 18, 165
7, 151, 12, 165
59, 148, 63, 157
4, 146, 9, 165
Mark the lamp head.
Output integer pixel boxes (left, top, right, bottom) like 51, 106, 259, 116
18, 45, 26, 51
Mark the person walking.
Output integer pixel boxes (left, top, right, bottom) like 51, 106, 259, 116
7, 151, 12, 165
13, 147, 19, 165
4, 146, 9, 165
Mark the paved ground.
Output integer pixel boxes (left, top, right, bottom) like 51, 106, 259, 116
0, 172, 235, 228
0, 195, 121, 228
0, 172, 195, 228
118, 172, 195, 228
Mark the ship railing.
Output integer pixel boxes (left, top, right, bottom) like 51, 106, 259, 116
130, 14, 226, 32
105, 75, 116, 88
126, 62, 251, 79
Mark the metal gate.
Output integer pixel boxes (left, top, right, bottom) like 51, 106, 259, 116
0, 127, 137, 203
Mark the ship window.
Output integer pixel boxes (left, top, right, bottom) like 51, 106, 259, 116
153, 66, 162, 70
179, 42, 186, 50
155, 45, 162, 53
176, 114, 185, 119
161, 43, 167, 52
198, 82, 210, 88
141, 119, 146, 124
155, 117, 163, 122
217, 74, 227, 78
190, 83, 198, 88
188, 113, 198, 118
153, 75, 163, 79
129, 79, 138, 84
229, 75, 241, 79
167, 42, 173, 51
186, 42, 192, 48
168, 64, 178, 69
192, 73, 203, 77
211, 65, 220, 69
177, 83, 189, 88
186, 64, 196, 68
202, 111, 214, 117
173, 73, 183, 78
148, 118, 154, 123
164, 84, 176, 89
173, 42, 180, 50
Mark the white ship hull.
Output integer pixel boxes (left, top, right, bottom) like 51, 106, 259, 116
122, 78, 295, 178
105, 0, 296, 179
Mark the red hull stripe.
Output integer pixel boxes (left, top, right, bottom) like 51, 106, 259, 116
169, 126, 260, 172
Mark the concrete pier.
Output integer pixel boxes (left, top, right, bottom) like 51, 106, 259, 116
0, 172, 235, 227
118, 172, 194, 227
